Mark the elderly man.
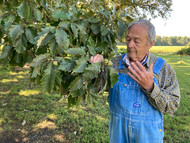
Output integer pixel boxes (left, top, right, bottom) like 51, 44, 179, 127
90, 19, 180, 143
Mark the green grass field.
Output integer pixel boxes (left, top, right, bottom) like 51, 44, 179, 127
0, 49, 190, 142
117, 45, 187, 53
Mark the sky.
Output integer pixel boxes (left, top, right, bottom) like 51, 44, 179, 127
151, 0, 190, 37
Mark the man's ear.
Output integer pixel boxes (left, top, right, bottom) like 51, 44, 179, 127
148, 40, 155, 49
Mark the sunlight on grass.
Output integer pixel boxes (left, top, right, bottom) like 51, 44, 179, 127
177, 66, 190, 68
117, 46, 187, 53
22, 138, 29, 142
19, 89, 41, 96
185, 73, 190, 75
47, 114, 58, 120
1, 78, 18, 83
16, 75, 25, 79
9, 71, 28, 75
33, 120, 57, 131
176, 61, 186, 64
53, 134, 65, 142
169, 61, 190, 66
21, 129, 29, 135
14, 138, 20, 142
150, 46, 186, 53
117, 45, 127, 49
96, 115, 107, 121
0, 90, 11, 95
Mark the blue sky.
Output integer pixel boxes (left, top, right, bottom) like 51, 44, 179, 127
151, 0, 190, 37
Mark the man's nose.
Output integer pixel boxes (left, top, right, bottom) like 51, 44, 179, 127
127, 40, 135, 48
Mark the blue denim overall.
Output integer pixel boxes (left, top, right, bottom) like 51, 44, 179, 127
109, 54, 165, 143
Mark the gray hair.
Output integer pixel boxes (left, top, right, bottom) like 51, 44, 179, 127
128, 19, 156, 45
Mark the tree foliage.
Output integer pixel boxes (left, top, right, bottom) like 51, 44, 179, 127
0, 0, 172, 107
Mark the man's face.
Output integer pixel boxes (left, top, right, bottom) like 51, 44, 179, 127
126, 24, 153, 62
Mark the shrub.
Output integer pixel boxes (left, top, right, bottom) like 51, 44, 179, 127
176, 43, 190, 55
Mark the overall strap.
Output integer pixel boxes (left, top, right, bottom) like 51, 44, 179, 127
119, 54, 126, 70
153, 57, 165, 75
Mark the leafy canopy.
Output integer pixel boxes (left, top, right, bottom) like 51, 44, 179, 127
0, 0, 172, 107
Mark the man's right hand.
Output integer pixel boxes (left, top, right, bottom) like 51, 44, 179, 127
89, 54, 104, 63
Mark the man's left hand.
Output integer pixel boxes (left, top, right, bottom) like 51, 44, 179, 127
128, 61, 154, 93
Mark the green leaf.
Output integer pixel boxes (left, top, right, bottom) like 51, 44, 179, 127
37, 33, 48, 48
71, 23, 78, 39
37, 33, 54, 48
90, 24, 99, 35
72, 57, 88, 73
83, 63, 101, 81
52, 11, 71, 20
41, 62, 56, 93
31, 67, 40, 79
14, 35, 27, 53
55, 28, 70, 49
61, 72, 75, 95
69, 76, 83, 91
117, 21, 127, 39
31, 53, 51, 67
58, 59, 76, 72
4, 15, 15, 31
89, 18, 99, 23
109, 67, 118, 88
48, 37, 58, 55
96, 41, 107, 52
41, 0, 46, 7
87, 38, 96, 56
17, 1, 32, 22
80, 30, 88, 44
36, 27, 51, 47
54, 70, 62, 91
9, 25, 24, 41
25, 28, 37, 44
67, 48, 86, 56
34, 7, 43, 22
70, 89, 85, 97
58, 21, 70, 30
101, 25, 109, 36
77, 21, 88, 44
0, 46, 12, 63
36, 27, 51, 39
68, 95, 81, 108
86, 89, 97, 105
15, 53, 25, 67
9, 24, 27, 53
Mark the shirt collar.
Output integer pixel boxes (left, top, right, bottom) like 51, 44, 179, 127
122, 52, 150, 67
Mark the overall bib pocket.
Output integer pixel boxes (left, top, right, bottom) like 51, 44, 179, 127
115, 81, 151, 114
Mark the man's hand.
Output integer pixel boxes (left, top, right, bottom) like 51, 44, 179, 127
89, 54, 104, 63
128, 61, 154, 93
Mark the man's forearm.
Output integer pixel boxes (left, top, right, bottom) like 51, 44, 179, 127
144, 82, 180, 115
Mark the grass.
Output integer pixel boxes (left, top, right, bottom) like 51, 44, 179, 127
154, 53, 190, 143
0, 66, 109, 142
117, 45, 187, 53
0, 51, 190, 142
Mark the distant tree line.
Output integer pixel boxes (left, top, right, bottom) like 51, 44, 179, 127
154, 36, 190, 46
117, 36, 190, 46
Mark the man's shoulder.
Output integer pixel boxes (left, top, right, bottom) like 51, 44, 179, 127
149, 53, 167, 66
149, 53, 175, 75
149, 53, 158, 64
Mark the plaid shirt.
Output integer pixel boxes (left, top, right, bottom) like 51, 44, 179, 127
111, 52, 180, 115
